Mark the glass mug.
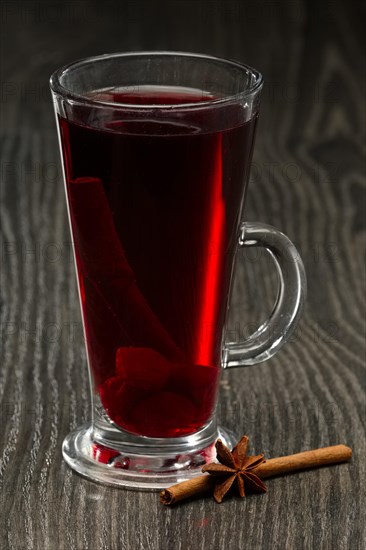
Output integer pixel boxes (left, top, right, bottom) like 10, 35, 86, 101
50, 52, 306, 489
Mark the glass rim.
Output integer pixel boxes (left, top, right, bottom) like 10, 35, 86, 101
49, 51, 263, 111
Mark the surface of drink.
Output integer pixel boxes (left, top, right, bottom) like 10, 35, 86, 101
59, 86, 257, 437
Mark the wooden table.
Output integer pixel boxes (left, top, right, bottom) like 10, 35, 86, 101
1, 1, 365, 548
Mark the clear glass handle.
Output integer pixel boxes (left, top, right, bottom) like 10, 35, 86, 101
222, 222, 307, 367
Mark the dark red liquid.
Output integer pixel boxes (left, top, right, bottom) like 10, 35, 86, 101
59, 87, 257, 437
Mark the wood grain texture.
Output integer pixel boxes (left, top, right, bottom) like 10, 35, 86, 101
0, 0, 365, 548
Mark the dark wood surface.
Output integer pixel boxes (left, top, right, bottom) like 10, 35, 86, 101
1, 1, 365, 548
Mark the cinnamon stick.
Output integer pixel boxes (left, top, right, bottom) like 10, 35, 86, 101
160, 475, 214, 505
253, 444, 352, 479
160, 444, 352, 505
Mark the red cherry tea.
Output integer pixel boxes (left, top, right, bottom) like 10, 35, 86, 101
59, 87, 257, 437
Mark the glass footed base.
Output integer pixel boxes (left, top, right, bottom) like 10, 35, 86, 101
62, 421, 237, 490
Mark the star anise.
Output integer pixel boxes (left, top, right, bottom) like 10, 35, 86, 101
202, 435, 267, 503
